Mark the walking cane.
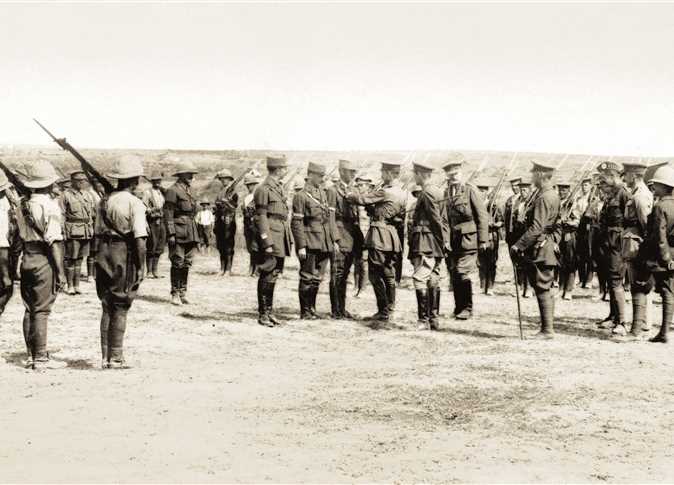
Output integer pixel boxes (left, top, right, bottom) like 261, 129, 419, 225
512, 262, 524, 340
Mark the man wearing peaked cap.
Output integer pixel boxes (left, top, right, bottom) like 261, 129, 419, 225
575, 175, 595, 288
266, 155, 287, 169
164, 159, 200, 306
94, 154, 147, 369
476, 179, 504, 296
0, 171, 14, 321
214, 168, 238, 276
510, 160, 561, 338
242, 171, 262, 277
504, 177, 522, 249
556, 180, 581, 301
142, 170, 167, 279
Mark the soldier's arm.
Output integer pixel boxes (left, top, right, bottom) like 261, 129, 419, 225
346, 187, 386, 206
253, 186, 273, 251
635, 190, 653, 231
291, 192, 307, 250
654, 205, 671, 267
469, 186, 489, 245
164, 188, 177, 239
514, 196, 549, 252
424, 189, 448, 247
326, 188, 340, 245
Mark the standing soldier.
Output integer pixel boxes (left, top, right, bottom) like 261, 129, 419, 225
195, 200, 214, 253
409, 161, 449, 330
0, 172, 14, 317
292, 162, 339, 319
142, 172, 166, 279
620, 161, 653, 338
164, 161, 200, 306
595, 161, 631, 334
241, 172, 261, 276
327, 159, 363, 319
346, 162, 406, 322
557, 181, 581, 300
254, 155, 292, 327
476, 180, 504, 296
504, 177, 521, 246
391, 182, 407, 286
510, 161, 561, 338
443, 156, 489, 319
213, 169, 239, 276
575, 176, 594, 287
85, 184, 102, 282
95, 155, 147, 369
512, 178, 533, 298
61, 170, 95, 295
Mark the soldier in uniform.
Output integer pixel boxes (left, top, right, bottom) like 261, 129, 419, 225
327, 159, 364, 319
11, 160, 67, 369
61, 170, 95, 295
503, 176, 521, 247
408, 161, 449, 330
95, 155, 147, 369
142, 172, 166, 279
575, 176, 594, 287
83, 184, 101, 282
254, 155, 292, 327
510, 161, 561, 338
213, 169, 239, 276
346, 162, 406, 322
476, 180, 503, 296
291, 162, 339, 319
556, 181, 581, 300
595, 161, 631, 334
164, 161, 200, 306
0, 172, 14, 317
512, 178, 533, 298
443, 156, 489, 319
241, 172, 261, 276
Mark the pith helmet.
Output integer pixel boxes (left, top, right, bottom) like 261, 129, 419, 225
244, 173, 261, 185
216, 168, 233, 180
443, 152, 466, 171
20, 160, 59, 189
108, 154, 144, 179
649, 165, 674, 188
149, 171, 163, 181
173, 160, 198, 176
0, 171, 9, 191
410, 184, 421, 195
70, 170, 87, 181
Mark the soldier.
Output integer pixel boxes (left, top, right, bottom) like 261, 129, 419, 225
327, 160, 363, 319
61, 170, 95, 295
575, 176, 596, 288
556, 181, 581, 300
142, 172, 166, 279
241, 172, 261, 276
503, 176, 522, 247
164, 161, 200, 306
195, 200, 214, 253
95, 155, 147, 369
11, 160, 67, 369
620, 161, 653, 338
83, 184, 101, 282
512, 178, 533, 298
443, 156, 489, 319
346, 162, 406, 322
0, 172, 13, 317
291, 162, 339, 319
510, 161, 561, 338
595, 161, 631, 335
476, 180, 504, 296
408, 161, 449, 330
254, 155, 292, 327
213, 169, 239, 276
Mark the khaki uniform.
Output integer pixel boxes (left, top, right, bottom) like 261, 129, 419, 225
557, 195, 581, 298
214, 189, 239, 272
576, 190, 597, 287
142, 187, 166, 270
478, 201, 504, 294
61, 187, 95, 291
241, 193, 261, 274
164, 180, 199, 298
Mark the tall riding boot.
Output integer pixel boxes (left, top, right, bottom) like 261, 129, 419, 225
299, 284, 310, 319
265, 282, 281, 325
86, 256, 95, 281
31, 312, 49, 367
170, 267, 181, 305
65, 262, 75, 295
329, 279, 340, 318
369, 276, 389, 320
227, 254, 234, 275
108, 309, 128, 368
430, 287, 441, 330
415, 289, 429, 330
451, 274, 462, 316
532, 291, 554, 339
650, 292, 672, 343
628, 292, 647, 338
100, 305, 111, 368
310, 284, 321, 317
339, 278, 353, 319
219, 257, 226, 276
385, 278, 396, 318
73, 259, 82, 294
180, 268, 190, 304
257, 279, 273, 327
456, 279, 473, 320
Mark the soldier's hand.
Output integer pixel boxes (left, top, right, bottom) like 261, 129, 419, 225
668, 261, 674, 271
478, 242, 488, 252
298, 247, 307, 260
168, 235, 176, 247
56, 272, 67, 292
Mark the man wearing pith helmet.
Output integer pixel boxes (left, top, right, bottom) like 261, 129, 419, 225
556, 180, 581, 300
164, 159, 200, 306
443, 153, 489, 320
95, 154, 147, 369
142, 171, 166, 279
241, 172, 262, 276
214, 168, 239, 276
510, 161, 561, 339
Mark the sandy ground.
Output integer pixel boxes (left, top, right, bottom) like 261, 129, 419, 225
1, 247, 674, 483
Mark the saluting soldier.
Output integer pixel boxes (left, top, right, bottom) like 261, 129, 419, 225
142, 172, 166, 279
346, 162, 406, 322
213, 169, 239, 276
443, 156, 489, 319
95, 155, 147, 369
254, 155, 293, 327
409, 161, 449, 330
11, 160, 67, 369
326, 159, 364, 320
0, 172, 14, 317
556, 181, 581, 300
291, 162, 339, 319
595, 161, 631, 335
241, 172, 262, 276
510, 161, 561, 338
476, 180, 504, 296
164, 161, 200, 306
61, 170, 95, 295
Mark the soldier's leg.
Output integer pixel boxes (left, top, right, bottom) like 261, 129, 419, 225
64, 239, 76, 295
22, 310, 32, 367
100, 302, 111, 368
169, 241, 184, 305
455, 252, 477, 320
411, 255, 431, 329
528, 263, 556, 338
180, 243, 198, 304
256, 255, 275, 327
607, 236, 628, 334
108, 304, 130, 368
367, 250, 388, 320
329, 250, 345, 318
312, 252, 330, 316
74, 240, 90, 293
382, 252, 397, 317
265, 257, 284, 325
650, 272, 674, 343
477, 251, 487, 292
299, 251, 317, 319
428, 258, 443, 329
449, 255, 462, 315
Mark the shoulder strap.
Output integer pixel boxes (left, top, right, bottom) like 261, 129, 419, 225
21, 199, 47, 240
99, 195, 130, 240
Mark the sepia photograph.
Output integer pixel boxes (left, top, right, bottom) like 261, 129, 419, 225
1, 1, 674, 483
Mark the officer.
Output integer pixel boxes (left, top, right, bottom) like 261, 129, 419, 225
595, 161, 631, 335
503, 176, 522, 247
254, 155, 292, 327
291, 162, 339, 319
213, 169, 239, 276
476, 180, 504, 296
11, 160, 67, 369
510, 161, 561, 338
241, 172, 261, 276
164, 160, 200, 306
327, 159, 364, 319
620, 161, 653, 338
556, 181, 581, 300
61, 170, 95, 295
409, 160, 449, 330
512, 178, 533, 298
443, 155, 489, 319
575, 176, 596, 288
83, 183, 101, 282
0, 172, 13, 317
95, 155, 147, 369
346, 162, 406, 322
142, 171, 166, 279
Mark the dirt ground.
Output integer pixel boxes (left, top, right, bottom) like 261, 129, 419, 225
1, 247, 674, 483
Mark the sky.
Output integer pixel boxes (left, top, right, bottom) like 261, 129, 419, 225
1, 2, 674, 156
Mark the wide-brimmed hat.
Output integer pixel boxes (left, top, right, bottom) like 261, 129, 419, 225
244, 173, 261, 185
70, 170, 88, 181
20, 160, 59, 189
649, 165, 674, 188
216, 168, 233, 180
149, 170, 163, 181
108, 154, 144, 180
173, 161, 198, 176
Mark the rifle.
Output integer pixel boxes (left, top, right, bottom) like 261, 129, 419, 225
468, 154, 489, 183
221, 159, 263, 201
282, 166, 303, 193
33, 119, 114, 195
486, 152, 518, 213
559, 156, 595, 220
0, 160, 31, 197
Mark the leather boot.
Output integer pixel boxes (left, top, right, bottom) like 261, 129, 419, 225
65, 263, 75, 295
628, 292, 647, 338
170, 267, 182, 306
456, 280, 473, 320
180, 268, 190, 304
611, 286, 628, 335
100, 306, 110, 368
73, 259, 82, 294
366, 267, 389, 321
299, 285, 311, 319
531, 291, 555, 339
650, 292, 672, 343
227, 254, 234, 275
329, 279, 341, 319
339, 280, 354, 319
257, 281, 273, 327
451, 275, 462, 316
266, 282, 281, 325
430, 287, 441, 330
87, 257, 95, 282
415, 289, 429, 330
309, 284, 320, 318
152, 257, 161, 279
563, 271, 575, 300
108, 309, 128, 368
385, 279, 396, 318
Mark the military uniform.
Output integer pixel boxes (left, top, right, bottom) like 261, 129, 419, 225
164, 162, 200, 304
556, 183, 581, 300
511, 179, 533, 297
254, 155, 293, 326
213, 169, 239, 275
292, 162, 339, 319
0, 175, 13, 316
503, 177, 521, 247
512, 162, 561, 338
327, 159, 364, 319
575, 181, 597, 288
476, 182, 504, 296
142, 173, 166, 278
241, 173, 262, 276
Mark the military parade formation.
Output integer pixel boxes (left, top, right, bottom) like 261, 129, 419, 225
1, 123, 674, 372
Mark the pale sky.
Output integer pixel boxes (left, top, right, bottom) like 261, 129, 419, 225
1, 2, 674, 156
